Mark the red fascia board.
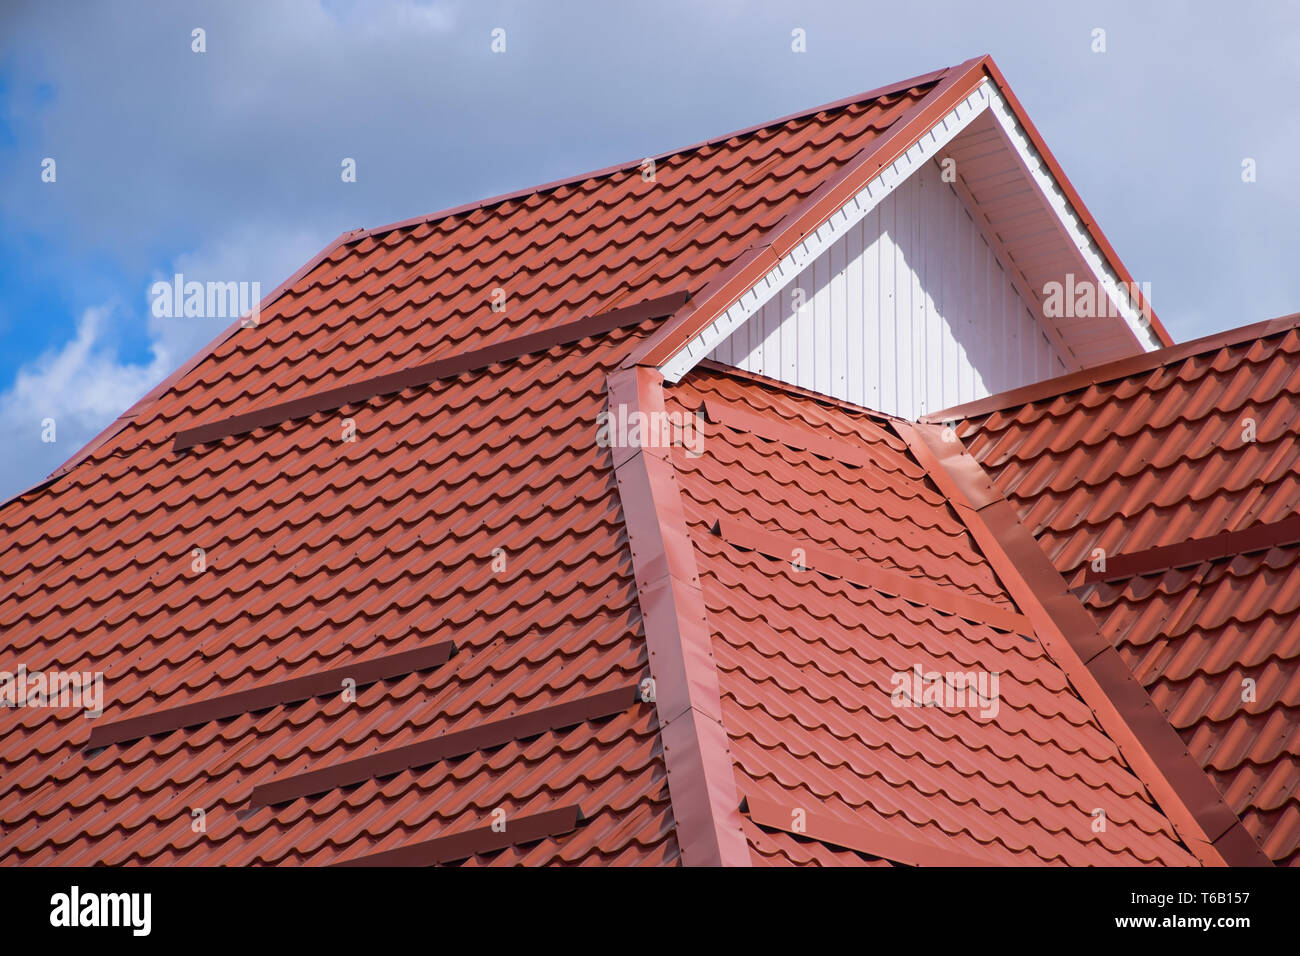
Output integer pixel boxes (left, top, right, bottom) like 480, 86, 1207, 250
927, 312, 1300, 425
248, 685, 639, 808
174, 290, 687, 452
354, 67, 953, 244
715, 516, 1031, 635
744, 794, 991, 867
1084, 516, 1300, 583
333, 805, 583, 866
977, 56, 1172, 349
0, 229, 363, 513
606, 364, 751, 867
896, 420, 1272, 867
628, 57, 989, 372
86, 640, 455, 749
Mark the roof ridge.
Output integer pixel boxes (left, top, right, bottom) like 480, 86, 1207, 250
348, 62, 961, 244
605, 364, 752, 866
927, 310, 1300, 424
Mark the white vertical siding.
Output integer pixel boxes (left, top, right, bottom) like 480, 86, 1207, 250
707, 158, 1066, 419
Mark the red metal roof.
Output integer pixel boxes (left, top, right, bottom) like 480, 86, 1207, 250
0, 66, 944, 866
657, 365, 1222, 865
0, 57, 1267, 867
948, 315, 1300, 865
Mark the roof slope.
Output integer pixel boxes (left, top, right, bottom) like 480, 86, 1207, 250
654, 365, 1215, 865
0, 65, 948, 865
944, 315, 1300, 865
1, 326, 677, 864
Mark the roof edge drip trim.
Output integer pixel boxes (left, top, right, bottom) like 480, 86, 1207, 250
606, 364, 752, 867
743, 794, 992, 867
174, 290, 689, 452
641, 54, 1172, 384
248, 684, 639, 808
714, 516, 1031, 635
332, 804, 584, 866
1083, 516, 1300, 583
86, 640, 456, 749
895, 420, 1273, 868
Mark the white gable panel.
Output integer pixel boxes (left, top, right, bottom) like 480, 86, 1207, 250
707, 158, 1068, 420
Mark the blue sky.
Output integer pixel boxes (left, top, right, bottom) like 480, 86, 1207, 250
1, 0, 1298, 501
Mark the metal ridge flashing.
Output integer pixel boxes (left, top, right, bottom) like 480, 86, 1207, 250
635, 53, 1173, 383
606, 364, 751, 866
894, 419, 1272, 867
627, 56, 988, 375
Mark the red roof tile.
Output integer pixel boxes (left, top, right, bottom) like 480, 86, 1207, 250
950, 316, 1300, 865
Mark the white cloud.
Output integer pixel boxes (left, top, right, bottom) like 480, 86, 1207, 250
0, 305, 168, 499
0, 222, 325, 501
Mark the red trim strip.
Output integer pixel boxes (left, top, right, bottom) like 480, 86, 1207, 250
977, 57, 1171, 349
635, 54, 1180, 382
715, 517, 1030, 635
745, 794, 992, 867
894, 420, 1272, 867
249, 685, 638, 808
333, 805, 583, 866
606, 365, 752, 867
174, 291, 688, 452
1084, 516, 1300, 583
86, 641, 455, 749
